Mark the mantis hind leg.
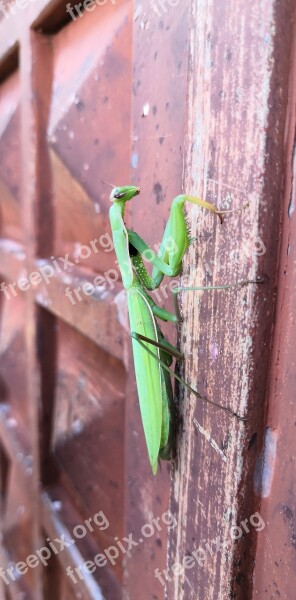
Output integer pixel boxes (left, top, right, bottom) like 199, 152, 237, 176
131, 332, 182, 361
131, 332, 247, 421
131, 330, 249, 465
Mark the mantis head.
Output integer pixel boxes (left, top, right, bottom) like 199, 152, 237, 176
110, 186, 140, 203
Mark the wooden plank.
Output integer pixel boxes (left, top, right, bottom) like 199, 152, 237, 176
0, 28, 19, 73
0, 403, 31, 473
19, 28, 45, 598
167, 1, 295, 599
253, 8, 296, 597
41, 491, 108, 600
124, 1, 190, 597
34, 266, 128, 362
0, 240, 26, 282
0, 3, 133, 599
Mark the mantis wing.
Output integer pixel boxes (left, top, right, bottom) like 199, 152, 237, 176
127, 288, 163, 474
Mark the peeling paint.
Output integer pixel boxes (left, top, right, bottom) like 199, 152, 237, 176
193, 418, 227, 462
254, 427, 278, 498
131, 152, 139, 168
288, 140, 296, 218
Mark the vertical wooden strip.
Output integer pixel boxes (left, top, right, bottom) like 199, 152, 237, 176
125, 1, 190, 597
20, 28, 47, 598
167, 0, 295, 599
253, 7, 296, 597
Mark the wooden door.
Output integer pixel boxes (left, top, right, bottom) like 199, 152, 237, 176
0, 1, 295, 599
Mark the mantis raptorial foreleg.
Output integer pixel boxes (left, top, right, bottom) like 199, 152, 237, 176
151, 304, 178, 323
130, 231, 260, 320
127, 193, 223, 290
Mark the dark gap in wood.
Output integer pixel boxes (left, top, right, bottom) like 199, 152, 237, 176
0, 441, 10, 515
0, 44, 18, 84
37, 306, 59, 486
4, 586, 13, 600
32, 0, 76, 34
42, 529, 63, 599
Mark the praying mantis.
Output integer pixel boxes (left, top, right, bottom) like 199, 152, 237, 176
109, 185, 256, 474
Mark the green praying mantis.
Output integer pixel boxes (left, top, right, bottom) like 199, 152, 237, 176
109, 185, 256, 474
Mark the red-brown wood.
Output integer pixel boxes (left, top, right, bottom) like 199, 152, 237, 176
0, 1, 295, 599
253, 8, 296, 597
0, 2, 135, 597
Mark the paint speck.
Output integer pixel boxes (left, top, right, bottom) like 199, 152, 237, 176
153, 182, 164, 204
74, 97, 84, 111
194, 419, 227, 462
134, 4, 143, 21
83, 163, 90, 171
131, 153, 139, 169
254, 427, 277, 497
69, 131, 75, 139
226, 48, 232, 62
24, 455, 33, 468
210, 343, 219, 359
62, 275, 72, 285
142, 102, 150, 117
288, 143, 296, 217
73, 243, 81, 259
72, 420, 83, 435
140, 16, 149, 30
223, 507, 232, 522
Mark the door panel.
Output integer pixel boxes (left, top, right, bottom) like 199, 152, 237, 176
0, 2, 135, 598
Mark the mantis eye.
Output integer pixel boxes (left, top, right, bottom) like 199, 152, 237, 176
111, 187, 125, 200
